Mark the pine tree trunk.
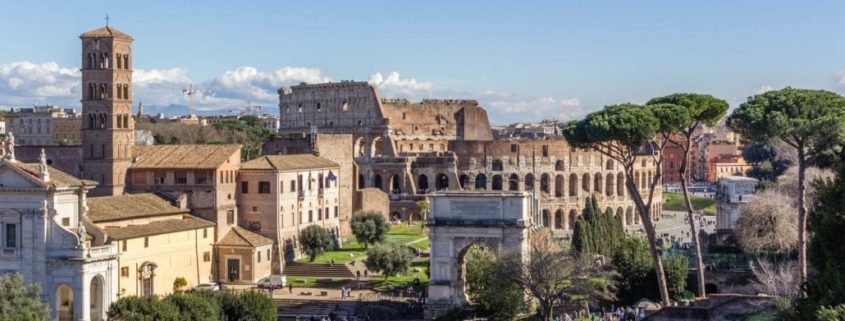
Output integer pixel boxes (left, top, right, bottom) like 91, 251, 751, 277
626, 175, 671, 306
797, 154, 808, 289
679, 136, 707, 299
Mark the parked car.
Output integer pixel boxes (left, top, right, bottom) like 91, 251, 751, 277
191, 282, 221, 292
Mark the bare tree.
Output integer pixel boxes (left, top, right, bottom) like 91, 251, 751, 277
776, 166, 834, 208
751, 260, 800, 309
493, 230, 615, 321
734, 190, 797, 253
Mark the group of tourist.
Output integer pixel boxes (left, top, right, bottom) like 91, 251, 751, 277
557, 306, 645, 321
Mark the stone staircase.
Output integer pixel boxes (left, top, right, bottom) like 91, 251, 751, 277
283, 263, 355, 278
276, 299, 359, 320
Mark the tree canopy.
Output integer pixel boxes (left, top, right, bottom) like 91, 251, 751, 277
298, 225, 334, 262
0, 273, 51, 321
364, 243, 413, 280
571, 195, 624, 257
351, 210, 390, 249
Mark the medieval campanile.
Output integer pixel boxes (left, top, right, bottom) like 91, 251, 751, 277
80, 25, 134, 196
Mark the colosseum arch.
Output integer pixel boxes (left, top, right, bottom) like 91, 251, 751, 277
436, 174, 450, 191
555, 160, 565, 171
390, 174, 402, 194
582, 173, 590, 193
555, 175, 564, 197
606, 159, 615, 170
594, 173, 603, 193
417, 174, 430, 193
374, 174, 383, 190
508, 174, 519, 191
554, 209, 563, 229
524, 174, 535, 191
492, 159, 504, 171
617, 173, 625, 196
474, 174, 487, 190
540, 173, 550, 193
459, 174, 470, 189
371, 136, 384, 157
542, 209, 550, 228
568, 209, 577, 230
616, 207, 623, 219
492, 174, 503, 191
626, 207, 634, 225
569, 174, 578, 197
606, 174, 615, 197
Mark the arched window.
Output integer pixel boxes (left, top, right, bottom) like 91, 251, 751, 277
540, 173, 550, 193
555, 160, 564, 171
568, 210, 577, 230
139, 262, 157, 297
554, 210, 563, 229
569, 174, 578, 196
542, 210, 550, 228
508, 174, 519, 191
492, 159, 503, 171
524, 174, 535, 191
417, 174, 429, 193
606, 159, 614, 170
390, 175, 401, 194
594, 173, 602, 193
474, 174, 487, 190
582, 173, 590, 192
459, 174, 469, 189
88, 114, 95, 129
606, 173, 614, 197
436, 173, 449, 191
492, 174, 503, 191
555, 175, 564, 197
373, 175, 383, 190
617, 173, 625, 196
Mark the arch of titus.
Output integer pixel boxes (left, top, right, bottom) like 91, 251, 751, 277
425, 191, 533, 319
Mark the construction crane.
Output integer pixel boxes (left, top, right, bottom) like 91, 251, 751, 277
181, 84, 213, 118
238, 102, 262, 116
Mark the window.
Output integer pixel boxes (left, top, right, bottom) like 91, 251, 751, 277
154, 171, 166, 184
316, 103, 321, 112
334, 206, 338, 218
174, 171, 187, 184
195, 171, 209, 184
267, 249, 270, 261
122, 240, 127, 252
61, 217, 70, 226
121, 267, 129, 277
279, 181, 284, 193
298, 104, 303, 112
203, 228, 208, 239
342, 100, 348, 111
143, 237, 149, 248
258, 181, 271, 194
308, 210, 313, 222
290, 180, 296, 192
4, 224, 16, 248
318, 208, 322, 220
542, 145, 549, 157
258, 251, 261, 263
227, 210, 235, 225
252, 207, 258, 212
511, 144, 518, 152
241, 181, 249, 193
203, 252, 211, 262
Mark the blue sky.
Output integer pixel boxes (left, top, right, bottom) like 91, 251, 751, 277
1, 1, 845, 124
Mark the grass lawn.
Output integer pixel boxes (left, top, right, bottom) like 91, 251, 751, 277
663, 192, 716, 215
744, 312, 776, 321
370, 258, 430, 292
286, 276, 349, 289
295, 222, 430, 264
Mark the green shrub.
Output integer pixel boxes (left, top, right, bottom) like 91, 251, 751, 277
108, 296, 181, 321
165, 293, 221, 321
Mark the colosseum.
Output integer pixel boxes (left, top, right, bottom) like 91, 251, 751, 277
274, 81, 662, 238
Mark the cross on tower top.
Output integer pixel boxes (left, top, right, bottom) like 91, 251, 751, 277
105, 14, 110, 26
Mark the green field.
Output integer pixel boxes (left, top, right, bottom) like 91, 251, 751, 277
663, 192, 716, 215
296, 222, 430, 264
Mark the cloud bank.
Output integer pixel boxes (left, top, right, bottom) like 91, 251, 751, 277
0, 61, 582, 123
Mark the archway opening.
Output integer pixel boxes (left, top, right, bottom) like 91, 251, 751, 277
555, 175, 564, 197
542, 209, 551, 228
554, 209, 563, 229
524, 173, 535, 191
569, 174, 578, 196
540, 173, 550, 193
568, 210, 577, 230
459, 244, 496, 304
417, 174, 429, 193
90, 276, 104, 321
371, 137, 384, 157
508, 174, 519, 191
492, 174, 503, 191
555, 160, 564, 171
492, 159, 503, 171
606, 174, 615, 197
57, 284, 74, 321
354, 137, 366, 157
436, 174, 449, 191
474, 174, 487, 190
390, 174, 401, 194
459, 174, 470, 189
358, 174, 365, 189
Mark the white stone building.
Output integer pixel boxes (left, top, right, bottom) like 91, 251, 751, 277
0, 135, 118, 321
715, 175, 758, 231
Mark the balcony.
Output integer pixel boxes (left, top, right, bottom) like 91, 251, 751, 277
86, 245, 117, 259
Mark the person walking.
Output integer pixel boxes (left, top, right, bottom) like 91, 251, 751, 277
289, 283, 293, 295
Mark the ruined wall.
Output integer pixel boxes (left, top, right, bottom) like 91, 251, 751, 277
315, 134, 355, 238
18, 146, 83, 177
278, 81, 386, 133
354, 188, 390, 219
381, 99, 493, 141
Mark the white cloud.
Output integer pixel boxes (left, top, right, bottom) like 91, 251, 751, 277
0, 61, 79, 107
837, 72, 845, 87
478, 91, 583, 123
755, 85, 774, 95
368, 71, 433, 97
210, 66, 329, 102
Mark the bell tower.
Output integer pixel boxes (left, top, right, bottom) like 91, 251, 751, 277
80, 25, 134, 196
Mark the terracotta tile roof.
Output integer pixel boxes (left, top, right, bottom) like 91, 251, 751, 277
87, 193, 189, 222
1, 160, 95, 189
79, 26, 133, 40
104, 215, 214, 240
240, 154, 338, 171
131, 145, 241, 169
217, 226, 273, 247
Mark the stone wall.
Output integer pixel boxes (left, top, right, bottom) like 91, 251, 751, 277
17, 145, 83, 177
315, 135, 355, 238
354, 188, 390, 219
